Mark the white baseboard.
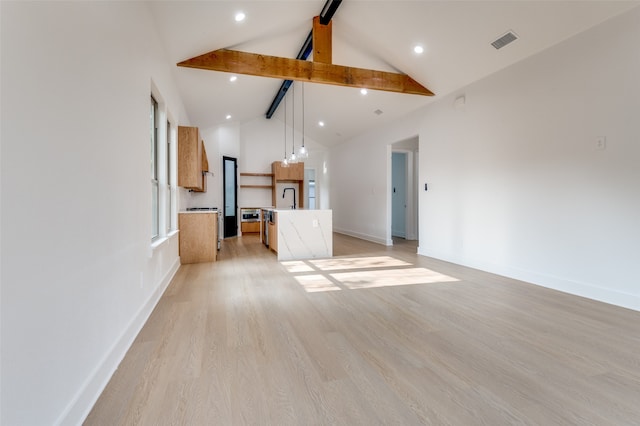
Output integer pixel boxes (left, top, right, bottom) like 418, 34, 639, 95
418, 247, 639, 312
333, 228, 390, 246
56, 257, 181, 426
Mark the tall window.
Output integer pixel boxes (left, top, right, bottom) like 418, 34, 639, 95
151, 96, 159, 240
166, 120, 173, 233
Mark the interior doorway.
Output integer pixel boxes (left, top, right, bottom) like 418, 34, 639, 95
390, 136, 419, 242
392, 152, 407, 238
305, 168, 316, 209
222, 156, 237, 238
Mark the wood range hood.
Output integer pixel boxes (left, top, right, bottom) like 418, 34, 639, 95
177, 11, 434, 106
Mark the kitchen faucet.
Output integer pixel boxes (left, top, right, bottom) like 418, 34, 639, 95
282, 187, 296, 209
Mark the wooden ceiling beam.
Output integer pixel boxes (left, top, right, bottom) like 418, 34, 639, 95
312, 16, 332, 64
177, 49, 434, 96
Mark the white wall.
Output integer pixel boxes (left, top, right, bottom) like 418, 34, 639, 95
1, 2, 189, 425
331, 7, 640, 310
330, 111, 420, 245
419, 6, 640, 310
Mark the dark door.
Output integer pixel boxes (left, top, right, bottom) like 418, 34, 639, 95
223, 156, 238, 238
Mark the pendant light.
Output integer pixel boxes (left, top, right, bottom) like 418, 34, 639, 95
288, 82, 298, 164
281, 90, 289, 168
297, 82, 309, 160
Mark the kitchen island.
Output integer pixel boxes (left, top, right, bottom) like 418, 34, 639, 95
262, 208, 332, 261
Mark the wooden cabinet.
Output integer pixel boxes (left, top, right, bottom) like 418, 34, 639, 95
241, 221, 260, 234
198, 143, 208, 192
178, 212, 217, 264
178, 126, 208, 192
272, 161, 303, 181
272, 161, 304, 208
202, 146, 209, 172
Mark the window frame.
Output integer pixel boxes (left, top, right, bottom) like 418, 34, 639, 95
166, 119, 173, 233
151, 95, 160, 241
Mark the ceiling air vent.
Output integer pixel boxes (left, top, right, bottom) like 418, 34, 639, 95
491, 31, 518, 50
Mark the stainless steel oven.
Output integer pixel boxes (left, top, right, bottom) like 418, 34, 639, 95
240, 208, 260, 222
262, 209, 271, 247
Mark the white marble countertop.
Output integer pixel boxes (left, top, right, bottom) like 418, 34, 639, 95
265, 208, 330, 212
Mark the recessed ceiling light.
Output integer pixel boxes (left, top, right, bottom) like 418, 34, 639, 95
413, 45, 424, 54
360, 88, 368, 95
234, 12, 246, 22
318, 121, 325, 127
229, 75, 237, 82
226, 114, 232, 120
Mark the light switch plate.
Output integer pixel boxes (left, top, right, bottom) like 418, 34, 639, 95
596, 136, 606, 150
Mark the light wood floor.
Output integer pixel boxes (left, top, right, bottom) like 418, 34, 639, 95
86, 233, 640, 425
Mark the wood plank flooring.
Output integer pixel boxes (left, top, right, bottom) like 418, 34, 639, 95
86, 233, 640, 425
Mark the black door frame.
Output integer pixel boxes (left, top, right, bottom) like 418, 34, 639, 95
222, 156, 238, 238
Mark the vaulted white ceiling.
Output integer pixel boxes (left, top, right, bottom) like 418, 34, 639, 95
149, 1, 639, 147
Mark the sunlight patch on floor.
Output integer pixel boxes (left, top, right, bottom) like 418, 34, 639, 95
309, 256, 411, 271
283, 256, 459, 293
281, 260, 315, 273
331, 267, 459, 290
294, 275, 341, 292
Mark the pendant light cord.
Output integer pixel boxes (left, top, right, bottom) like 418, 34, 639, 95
284, 89, 287, 159
297, 82, 307, 159
291, 83, 295, 156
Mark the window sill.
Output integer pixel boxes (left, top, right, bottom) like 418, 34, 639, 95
150, 230, 179, 255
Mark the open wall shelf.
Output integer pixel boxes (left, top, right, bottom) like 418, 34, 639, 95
240, 172, 274, 189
